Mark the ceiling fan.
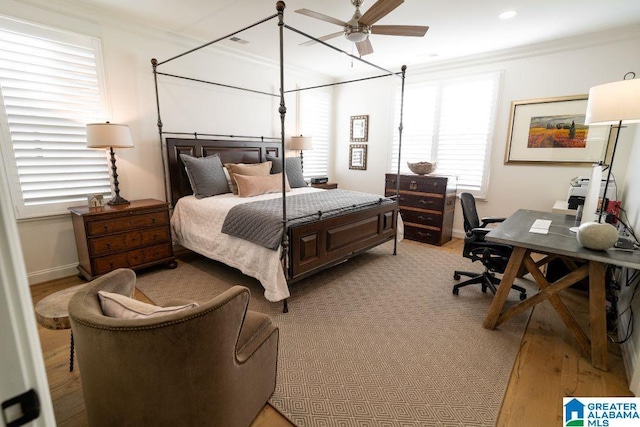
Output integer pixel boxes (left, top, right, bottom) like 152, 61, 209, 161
295, 0, 428, 56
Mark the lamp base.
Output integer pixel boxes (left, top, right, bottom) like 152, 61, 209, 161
108, 195, 130, 206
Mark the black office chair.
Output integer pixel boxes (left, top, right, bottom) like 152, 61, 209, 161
453, 192, 527, 300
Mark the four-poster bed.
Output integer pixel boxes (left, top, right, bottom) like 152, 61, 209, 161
151, 1, 407, 311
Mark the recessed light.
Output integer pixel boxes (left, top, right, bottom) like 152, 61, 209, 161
499, 10, 517, 20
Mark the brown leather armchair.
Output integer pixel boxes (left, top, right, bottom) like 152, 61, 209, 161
68, 268, 279, 427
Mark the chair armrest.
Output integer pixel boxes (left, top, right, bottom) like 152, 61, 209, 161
480, 217, 506, 227
470, 227, 493, 237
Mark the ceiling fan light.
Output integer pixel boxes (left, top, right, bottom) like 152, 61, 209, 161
344, 27, 369, 43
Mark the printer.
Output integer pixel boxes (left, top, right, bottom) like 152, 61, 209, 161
567, 176, 617, 209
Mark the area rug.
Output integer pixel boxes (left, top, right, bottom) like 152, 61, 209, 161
136, 240, 535, 426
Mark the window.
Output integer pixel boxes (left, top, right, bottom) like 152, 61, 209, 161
390, 71, 501, 197
0, 17, 110, 219
299, 89, 331, 179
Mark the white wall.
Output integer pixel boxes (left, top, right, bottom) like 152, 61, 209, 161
333, 27, 640, 238
0, 0, 329, 283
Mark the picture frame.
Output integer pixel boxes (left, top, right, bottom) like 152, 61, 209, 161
505, 95, 611, 164
350, 115, 368, 142
349, 144, 367, 170
87, 194, 105, 209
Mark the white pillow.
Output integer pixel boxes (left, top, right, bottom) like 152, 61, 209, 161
98, 290, 198, 319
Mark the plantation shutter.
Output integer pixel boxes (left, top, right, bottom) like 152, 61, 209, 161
390, 72, 501, 197
0, 18, 110, 219
299, 89, 330, 179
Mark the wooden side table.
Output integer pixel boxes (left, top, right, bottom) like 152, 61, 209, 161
69, 199, 177, 280
35, 283, 87, 371
311, 182, 338, 190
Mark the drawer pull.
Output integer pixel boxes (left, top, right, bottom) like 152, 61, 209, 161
409, 181, 418, 191
418, 231, 432, 237
418, 216, 426, 221
419, 200, 434, 206
152, 218, 156, 224
104, 225, 109, 232
109, 262, 114, 268
129, 220, 134, 226
106, 243, 111, 249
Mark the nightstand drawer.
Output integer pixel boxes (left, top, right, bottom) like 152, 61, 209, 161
93, 243, 173, 275
87, 211, 168, 237
89, 226, 171, 256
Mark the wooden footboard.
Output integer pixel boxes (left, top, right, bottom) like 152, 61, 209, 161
288, 202, 397, 283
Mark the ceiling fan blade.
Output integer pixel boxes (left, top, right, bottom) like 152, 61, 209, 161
356, 38, 374, 56
299, 31, 343, 47
295, 9, 348, 27
359, 0, 404, 27
371, 25, 429, 37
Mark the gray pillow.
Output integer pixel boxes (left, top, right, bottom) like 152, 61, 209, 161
267, 156, 307, 188
179, 154, 230, 198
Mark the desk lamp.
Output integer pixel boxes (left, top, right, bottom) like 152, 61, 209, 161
289, 135, 313, 172
578, 73, 640, 250
86, 122, 134, 206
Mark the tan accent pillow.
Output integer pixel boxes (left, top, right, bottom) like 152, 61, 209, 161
98, 290, 198, 319
224, 162, 272, 194
235, 172, 291, 198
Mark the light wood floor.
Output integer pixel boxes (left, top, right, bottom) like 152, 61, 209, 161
32, 238, 632, 426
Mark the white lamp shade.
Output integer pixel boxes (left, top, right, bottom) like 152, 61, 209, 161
585, 78, 640, 125
86, 123, 134, 149
289, 135, 313, 150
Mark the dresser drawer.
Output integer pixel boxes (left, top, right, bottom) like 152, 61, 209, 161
89, 226, 171, 256
87, 211, 168, 237
404, 225, 442, 245
397, 193, 444, 211
385, 175, 448, 194
400, 209, 442, 228
93, 243, 174, 275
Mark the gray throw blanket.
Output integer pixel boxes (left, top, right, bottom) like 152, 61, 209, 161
221, 189, 394, 250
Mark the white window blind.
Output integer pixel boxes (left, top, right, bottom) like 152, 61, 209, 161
0, 18, 110, 219
299, 89, 331, 179
390, 72, 501, 196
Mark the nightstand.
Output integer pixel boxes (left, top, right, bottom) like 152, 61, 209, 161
311, 182, 338, 190
69, 199, 177, 280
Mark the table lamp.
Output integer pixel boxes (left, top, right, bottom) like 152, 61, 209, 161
289, 135, 313, 171
86, 122, 134, 206
578, 73, 640, 250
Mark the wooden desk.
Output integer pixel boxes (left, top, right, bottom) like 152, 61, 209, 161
483, 209, 640, 371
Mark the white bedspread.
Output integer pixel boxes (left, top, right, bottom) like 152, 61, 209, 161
170, 187, 320, 302
171, 187, 404, 303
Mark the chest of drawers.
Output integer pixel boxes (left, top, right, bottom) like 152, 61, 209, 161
69, 199, 176, 280
385, 174, 457, 246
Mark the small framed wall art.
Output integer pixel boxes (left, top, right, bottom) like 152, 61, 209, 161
350, 115, 368, 142
349, 144, 367, 170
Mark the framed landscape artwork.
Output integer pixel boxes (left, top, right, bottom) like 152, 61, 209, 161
505, 95, 610, 164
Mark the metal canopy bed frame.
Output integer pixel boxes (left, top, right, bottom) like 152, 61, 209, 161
151, 1, 406, 312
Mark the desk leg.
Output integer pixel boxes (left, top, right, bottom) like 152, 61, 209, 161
589, 261, 608, 371
483, 246, 528, 329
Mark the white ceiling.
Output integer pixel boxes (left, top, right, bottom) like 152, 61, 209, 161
67, 0, 640, 77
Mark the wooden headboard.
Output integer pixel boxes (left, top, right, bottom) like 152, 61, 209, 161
166, 137, 282, 206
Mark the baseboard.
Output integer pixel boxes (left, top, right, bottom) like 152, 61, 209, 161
452, 228, 465, 239
27, 263, 78, 286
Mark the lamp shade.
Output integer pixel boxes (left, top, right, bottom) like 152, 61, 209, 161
289, 135, 313, 151
86, 123, 134, 149
585, 78, 640, 125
